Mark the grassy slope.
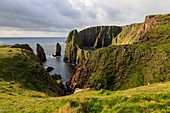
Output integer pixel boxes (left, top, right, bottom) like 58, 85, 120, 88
112, 13, 170, 45
0, 79, 169, 112
0, 45, 63, 97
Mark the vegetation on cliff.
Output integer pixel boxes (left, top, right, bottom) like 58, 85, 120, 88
64, 29, 91, 65
0, 44, 64, 96
112, 13, 170, 45
67, 13, 170, 92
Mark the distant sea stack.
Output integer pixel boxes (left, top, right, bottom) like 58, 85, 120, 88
36, 43, 47, 62
56, 43, 61, 56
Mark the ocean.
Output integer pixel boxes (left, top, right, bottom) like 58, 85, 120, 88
0, 37, 75, 85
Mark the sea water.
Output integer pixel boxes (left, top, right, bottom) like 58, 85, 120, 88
0, 37, 75, 85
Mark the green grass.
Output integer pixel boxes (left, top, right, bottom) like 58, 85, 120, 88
0, 78, 170, 112
0, 45, 169, 113
0, 45, 63, 97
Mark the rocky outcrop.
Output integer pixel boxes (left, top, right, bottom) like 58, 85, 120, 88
56, 43, 61, 56
36, 43, 47, 62
11, 44, 34, 52
46, 67, 54, 72
66, 13, 170, 93
51, 73, 66, 93
64, 30, 90, 65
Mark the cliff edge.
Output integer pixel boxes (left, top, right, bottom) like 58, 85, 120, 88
66, 13, 170, 93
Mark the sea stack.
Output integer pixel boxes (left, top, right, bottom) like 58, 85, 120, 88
55, 43, 61, 56
36, 43, 47, 62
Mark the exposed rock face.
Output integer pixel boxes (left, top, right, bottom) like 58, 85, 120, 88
56, 43, 61, 56
36, 43, 47, 62
79, 26, 122, 48
66, 13, 170, 93
64, 30, 90, 65
64, 26, 121, 65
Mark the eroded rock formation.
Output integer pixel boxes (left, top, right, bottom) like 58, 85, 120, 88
56, 43, 61, 56
64, 30, 90, 65
79, 26, 122, 48
36, 43, 47, 62
64, 26, 122, 65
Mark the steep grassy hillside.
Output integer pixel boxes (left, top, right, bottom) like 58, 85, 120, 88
112, 13, 170, 45
67, 14, 170, 92
0, 44, 64, 96
0, 78, 169, 112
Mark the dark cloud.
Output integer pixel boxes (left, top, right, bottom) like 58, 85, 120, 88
0, 0, 81, 33
0, 0, 169, 36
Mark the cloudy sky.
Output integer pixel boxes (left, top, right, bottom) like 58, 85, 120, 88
0, 0, 169, 37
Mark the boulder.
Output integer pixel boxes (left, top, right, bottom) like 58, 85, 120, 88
51, 73, 66, 93
36, 43, 47, 62
7, 50, 12, 52
51, 73, 62, 80
46, 67, 54, 72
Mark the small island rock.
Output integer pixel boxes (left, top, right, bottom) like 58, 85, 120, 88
46, 67, 54, 72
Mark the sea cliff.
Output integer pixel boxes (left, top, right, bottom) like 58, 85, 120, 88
66, 13, 170, 93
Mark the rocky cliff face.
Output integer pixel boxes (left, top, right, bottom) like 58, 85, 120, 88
64, 30, 90, 65
79, 26, 122, 48
66, 13, 170, 93
64, 26, 122, 65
